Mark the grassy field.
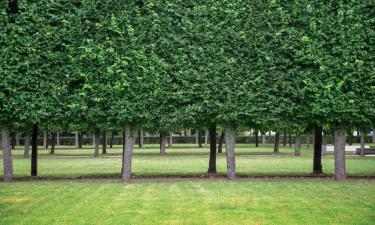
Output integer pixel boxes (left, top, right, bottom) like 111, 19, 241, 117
1, 144, 375, 224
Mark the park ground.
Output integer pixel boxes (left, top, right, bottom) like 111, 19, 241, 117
1, 144, 375, 225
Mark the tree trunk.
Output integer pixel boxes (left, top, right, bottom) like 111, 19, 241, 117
218, 132, 224, 153
204, 130, 208, 147
160, 131, 166, 155
122, 122, 134, 182
78, 132, 82, 149
43, 130, 48, 149
56, 131, 60, 146
195, 130, 199, 144
102, 130, 107, 154
137, 130, 142, 148
294, 131, 301, 156
168, 132, 173, 148
16, 132, 20, 146
94, 129, 100, 157
348, 128, 353, 146
24, 132, 30, 158
313, 125, 323, 174
11, 132, 15, 149
75, 131, 79, 149
360, 129, 365, 157
207, 123, 217, 174
262, 132, 266, 145
268, 131, 272, 144
198, 130, 203, 148
288, 133, 292, 147
334, 122, 346, 180
283, 132, 286, 146
110, 131, 115, 148
224, 124, 236, 179
255, 130, 259, 147
31, 124, 38, 176
322, 130, 327, 155
2, 124, 13, 182
92, 133, 95, 146
274, 132, 280, 154
50, 131, 56, 154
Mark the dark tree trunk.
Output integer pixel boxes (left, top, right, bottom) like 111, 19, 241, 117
313, 125, 323, 174
11, 132, 15, 149
137, 130, 142, 148
360, 129, 365, 157
348, 128, 353, 146
160, 131, 166, 155
24, 131, 30, 158
283, 132, 286, 146
294, 131, 301, 156
102, 130, 107, 154
307, 134, 310, 149
255, 130, 259, 147
2, 124, 13, 182
122, 122, 133, 182
334, 122, 346, 180
110, 131, 115, 148
274, 132, 280, 154
43, 130, 48, 149
198, 130, 203, 148
207, 123, 217, 174
78, 132, 82, 149
50, 131, 56, 154
224, 124, 236, 179
31, 124, 38, 176
218, 132, 224, 153
94, 128, 100, 157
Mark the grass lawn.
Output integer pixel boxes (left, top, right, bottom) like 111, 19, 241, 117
0, 180, 374, 225
1, 145, 374, 224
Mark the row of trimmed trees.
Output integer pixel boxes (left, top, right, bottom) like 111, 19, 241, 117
1, 1, 374, 182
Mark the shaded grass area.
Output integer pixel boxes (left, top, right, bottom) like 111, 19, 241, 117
0, 180, 374, 225
1, 151, 374, 179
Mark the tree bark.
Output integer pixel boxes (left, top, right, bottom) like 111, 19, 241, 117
102, 130, 107, 154
122, 122, 134, 182
43, 130, 48, 149
56, 131, 60, 146
78, 132, 82, 149
360, 129, 365, 157
255, 130, 259, 147
75, 131, 79, 149
283, 132, 286, 146
348, 128, 353, 146
24, 132, 30, 158
11, 132, 15, 149
94, 128, 100, 157
137, 130, 142, 148
16, 132, 20, 146
160, 131, 166, 155
50, 131, 56, 154
274, 132, 280, 154
168, 132, 173, 148
224, 124, 236, 179
110, 131, 114, 148
334, 122, 346, 180
294, 131, 301, 156
218, 132, 224, 153
207, 123, 217, 174
2, 124, 13, 182
204, 130, 208, 147
31, 124, 38, 176
313, 125, 323, 174
198, 130, 203, 148
195, 130, 199, 144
